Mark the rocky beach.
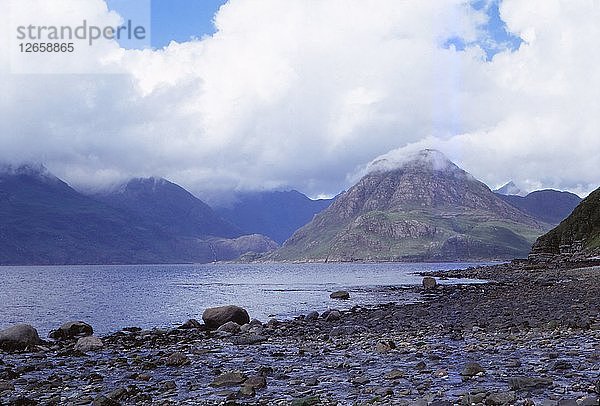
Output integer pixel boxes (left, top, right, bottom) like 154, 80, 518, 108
1, 263, 599, 406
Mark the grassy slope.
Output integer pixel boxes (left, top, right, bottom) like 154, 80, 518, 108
272, 207, 550, 262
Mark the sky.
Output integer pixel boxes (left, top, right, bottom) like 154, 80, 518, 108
1, 0, 599, 199
148, 0, 228, 48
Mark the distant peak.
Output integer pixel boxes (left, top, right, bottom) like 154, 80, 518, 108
366, 148, 462, 175
111, 177, 169, 194
495, 181, 524, 196
410, 149, 454, 169
128, 177, 167, 186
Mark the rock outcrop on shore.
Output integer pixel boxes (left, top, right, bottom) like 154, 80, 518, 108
531, 186, 600, 262
1, 264, 599, 405
48, 320, 93, 340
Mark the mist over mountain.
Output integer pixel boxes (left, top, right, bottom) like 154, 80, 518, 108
269, 150, 549, 262
95, 177, 243, 239
214, 190, 333, 244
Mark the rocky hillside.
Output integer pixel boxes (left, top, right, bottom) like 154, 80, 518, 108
531, 186, 600, 260
269, 150, 549, 262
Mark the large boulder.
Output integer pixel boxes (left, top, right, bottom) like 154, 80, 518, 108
74, 336, 103, 352
0, 324, 41, 351
49, 321, 93, 340
202, 305, 250, 330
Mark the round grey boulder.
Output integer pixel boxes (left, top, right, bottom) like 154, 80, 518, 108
49, 321, 93, 340
202, 305, 250, 330
323, 309, 341, 322
74, 336, 103, 352
0, 324, 41, 351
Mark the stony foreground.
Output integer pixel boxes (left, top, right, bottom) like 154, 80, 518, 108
1, 264, 600, 405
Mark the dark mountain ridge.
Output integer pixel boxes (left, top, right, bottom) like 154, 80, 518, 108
0, 166, 276, 265
95, 177, 243, 239
497, 189, 581, 225
215, 190, 333, 244
0, 166, 175, 264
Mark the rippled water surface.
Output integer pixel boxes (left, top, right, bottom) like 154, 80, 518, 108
0, 262, 488, 335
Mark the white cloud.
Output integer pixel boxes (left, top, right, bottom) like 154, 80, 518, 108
0, 0, 599, 199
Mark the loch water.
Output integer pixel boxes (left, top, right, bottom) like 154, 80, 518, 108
0, 262, 488, 335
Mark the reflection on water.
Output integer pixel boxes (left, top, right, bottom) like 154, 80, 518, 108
0, 262, 488, 335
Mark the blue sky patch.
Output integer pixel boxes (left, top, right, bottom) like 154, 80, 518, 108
106, 0, 228, 49
446, 0, 523, 60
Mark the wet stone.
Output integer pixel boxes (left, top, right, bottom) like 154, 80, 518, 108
164, 352, 189, 367
244, 375, 267, 389
210, 371, 247, 387
508, 376, 554, 390
330, 290, 350, 300
0, 380, 15, 391
461, 362, 485, 378
384, 369, 405, 380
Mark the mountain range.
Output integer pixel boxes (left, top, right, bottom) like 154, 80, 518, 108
0, 152, 589, 265
94, 177, 243, 239
0, 166, 276, 265
269, 150, 551, 262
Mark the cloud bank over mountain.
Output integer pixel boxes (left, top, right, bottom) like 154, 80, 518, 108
1, 0, 598, 197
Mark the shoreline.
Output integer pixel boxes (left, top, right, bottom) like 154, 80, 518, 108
1, 263, 599, 405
